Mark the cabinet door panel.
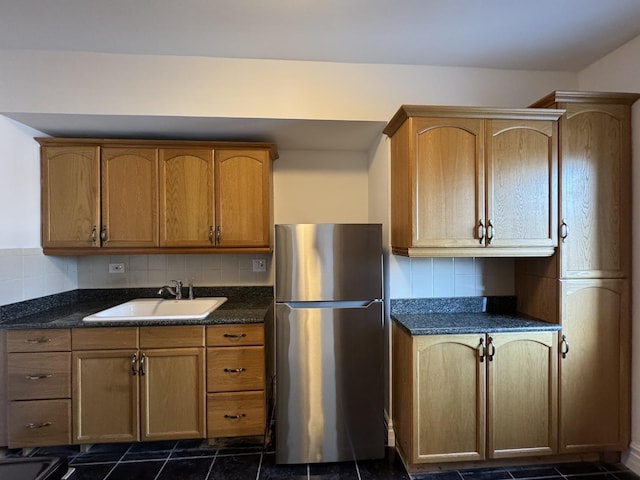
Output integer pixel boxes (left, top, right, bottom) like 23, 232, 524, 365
413, 334, 485, 463
487, 120, 557, 248
560, 105, 631, 278
140, 348, 206, 440
412, 118, 484, 248
559, 279, 629, 452
41, 146, 100, 248
72, 350, 139, 443
159, 149, 214, 246
102, 147, 158, 247
487, 332, 557, 458
215, 149, 271, 247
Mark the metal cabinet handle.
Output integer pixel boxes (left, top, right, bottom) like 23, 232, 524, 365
478, 220, 485, 244
25, 337, 51, 344
224, 367, 246, 373
224, 414, 246, 419
561, 334, 570, 359
100, 226, 107, 243
209, 225, 214, 244
91, 225, 97, 244
140, 353, 146, 376
487, 220, 494, 245
560, 219, 568, 242
215, 225, 221, 245
487, 336, 496, 361
25, 422, 52, 429
478, 338, 486, 363
223, 333, 247, 339
25, 374, 53, 380
131, 353, 138, 376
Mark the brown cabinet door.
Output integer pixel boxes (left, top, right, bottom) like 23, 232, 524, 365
410, 117, 484, 248
207, 346, 264, 392
72, 350, 140, 443
140, 348, 206, 441
159, 148, 214, 246
412, 334, 486, 463
207, 391, 265, 438
8, 399, 71, 448
487, 332, 557, 458
101, 147, 158, 248
215, 149, 271, 247
41, 146, 100, 248
486, 119, 557, 250
559, 279, 630, 452
559, 104, 631, 278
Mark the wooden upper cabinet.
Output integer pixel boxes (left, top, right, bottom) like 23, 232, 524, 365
215, 149, 271, 247
41, 145, 100, 248
486, 119, 557, 250
102, 147, 159, 248
159, 148, 215, 247
384, 106, 562, 257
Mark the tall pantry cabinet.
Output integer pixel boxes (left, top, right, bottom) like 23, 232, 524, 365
516, 91, 640, 454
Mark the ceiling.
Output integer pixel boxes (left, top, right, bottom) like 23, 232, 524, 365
2, 0, 640, 150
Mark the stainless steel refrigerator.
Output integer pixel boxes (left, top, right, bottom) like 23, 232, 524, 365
274, 223, 384, 464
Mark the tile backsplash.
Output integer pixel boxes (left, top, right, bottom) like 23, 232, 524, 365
0, 248, 78, 306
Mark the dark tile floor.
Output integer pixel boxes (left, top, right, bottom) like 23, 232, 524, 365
7, 440, 640, 480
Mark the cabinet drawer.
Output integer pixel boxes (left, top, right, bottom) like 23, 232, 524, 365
207, 346, 264, 392
206, 324, 264, 346
7, 329, 71, 352
72, 327, 138, 349
140, 326, 205, 348
8, 352, 71, 400
207, 391, 265, 438
8, 399, 71, 448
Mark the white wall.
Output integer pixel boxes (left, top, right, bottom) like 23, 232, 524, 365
577, 34, 640, 473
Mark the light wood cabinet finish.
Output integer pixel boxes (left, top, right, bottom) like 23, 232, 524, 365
384, 106, 562, 257
206, 323, 265, 347
41, 145, 101, 248
515, 91, 639, 455
392, 325, 557, 466
140, 347, 206, 440
8, 352, 71, 400
8, 399, 72, 448
207, 391, 265, 438
215, 149, 272, 247
37, 138, 277, 255
72, 327, 138, 350
7, 328, 71, 353
101, 147, 159, 248
140, 325, 205, 348
558, 279, 629, 453
207, 346, 265, 392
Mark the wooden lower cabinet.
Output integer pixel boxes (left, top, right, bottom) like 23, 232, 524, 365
72, 326, 206, 444
9, 399, 71, 447
392, 325, 557, 465
558, 279, 630, 453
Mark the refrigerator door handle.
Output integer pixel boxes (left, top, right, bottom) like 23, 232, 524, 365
280, 299, 383, 309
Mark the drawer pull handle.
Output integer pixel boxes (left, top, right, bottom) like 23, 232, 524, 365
25, 374, 53, 380
224, 414, 246, 420
224, 367, 246, 373
223, 333, 247, 339
25, 422, 52, 429
25, 338, 52, 344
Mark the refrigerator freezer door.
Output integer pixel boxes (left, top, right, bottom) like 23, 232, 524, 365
275, 224, 382, 302
275, 301, 384, 464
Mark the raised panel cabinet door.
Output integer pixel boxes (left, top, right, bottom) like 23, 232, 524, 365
140, 348, 206, 441
486, 332, 558, 458
159, 148, 214, 246
413, 334, 486, 463
101, 147, 159, 248
486, 120, 557, 250
215, 149, 271, 247
411, 118, 484, 248
558, 279, 630, 453
559, 104, 631, 278
41, 146, 100, 248
72, 350, 140, 443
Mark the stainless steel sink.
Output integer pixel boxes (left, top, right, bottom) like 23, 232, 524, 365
82, 297, 227, 322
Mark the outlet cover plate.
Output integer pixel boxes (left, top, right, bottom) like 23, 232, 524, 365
252, 259, 266, 272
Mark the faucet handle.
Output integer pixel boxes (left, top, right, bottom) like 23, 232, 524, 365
188, 283, 195, 300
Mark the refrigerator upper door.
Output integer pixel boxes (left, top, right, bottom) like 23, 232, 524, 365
275, 224, 383, 302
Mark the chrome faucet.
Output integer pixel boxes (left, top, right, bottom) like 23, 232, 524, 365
158, 280, 183, 300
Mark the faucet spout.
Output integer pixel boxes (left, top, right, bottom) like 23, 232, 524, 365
158, 280, 183, 300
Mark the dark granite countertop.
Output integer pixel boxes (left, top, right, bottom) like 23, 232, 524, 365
0, 287, 273, 330
391, 296, 560, 336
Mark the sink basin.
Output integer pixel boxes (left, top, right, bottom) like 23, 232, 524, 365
83, 297, 228, 322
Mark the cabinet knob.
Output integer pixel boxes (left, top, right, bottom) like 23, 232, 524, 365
487, 220, 494, 245
478, 220, 485, 245
560, 220, 568, 242
478, 338, 486, 363
131, 353, 138, 376
91, 225, 97, 245
561, 334, 570, 359
216, 225, 221, 245
487, 336, 496, 361
100, 226, 107, 243
209, 225, 214, 244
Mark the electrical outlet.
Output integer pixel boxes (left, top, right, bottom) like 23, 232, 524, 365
109, 263, 125, 274
252, 259, 266, 272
